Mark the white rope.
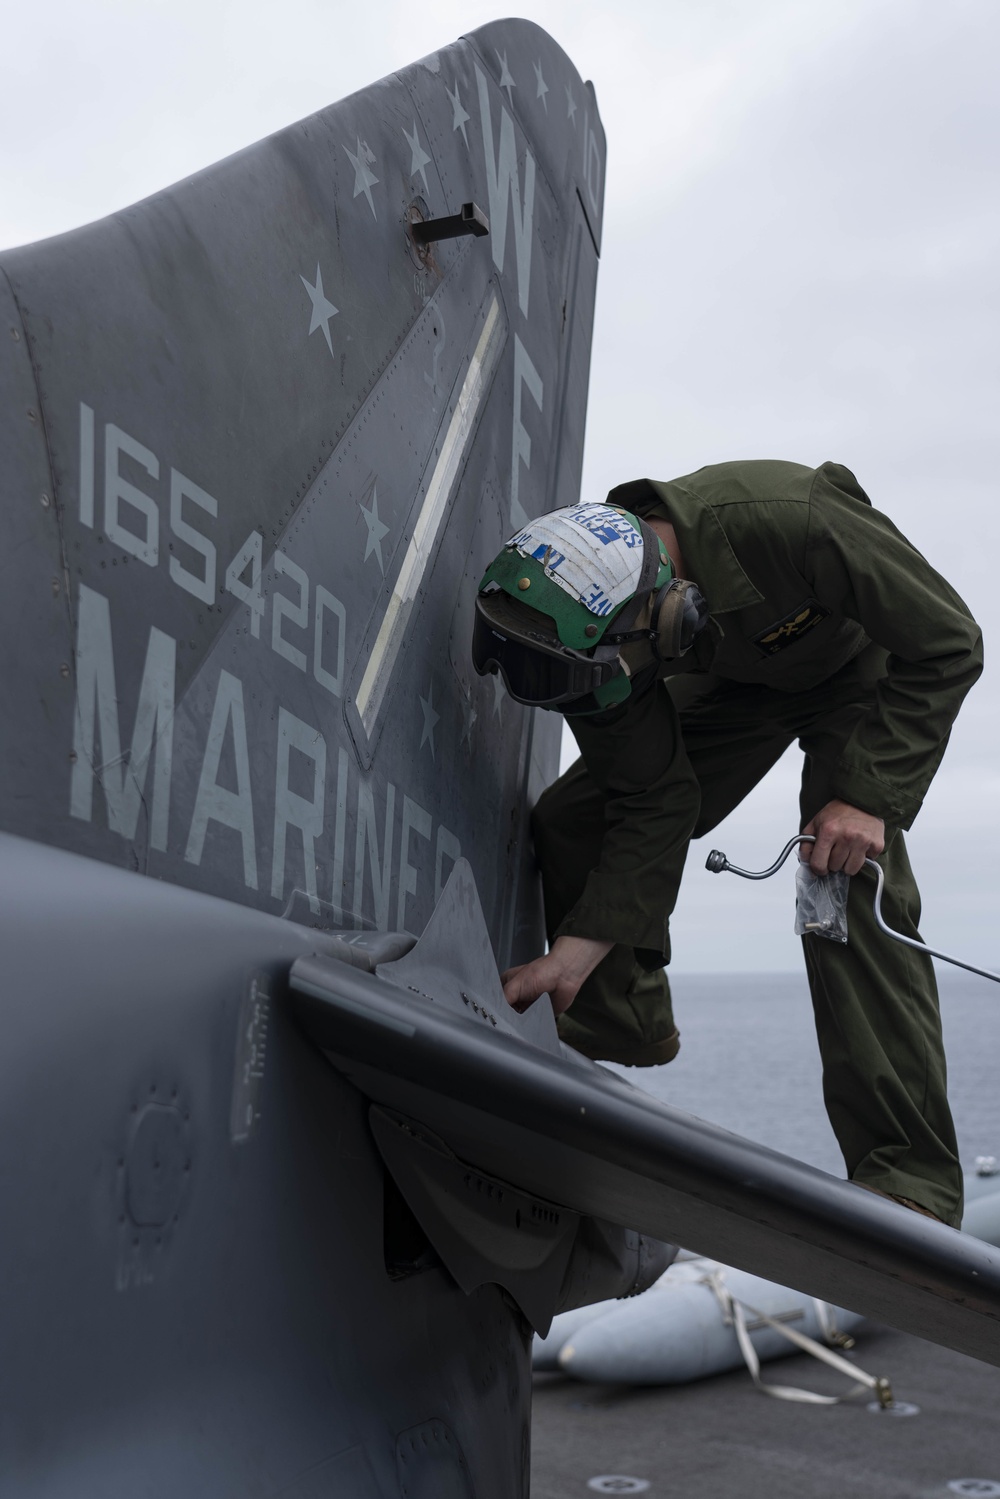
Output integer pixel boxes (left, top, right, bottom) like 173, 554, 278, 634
699, 1269, 893, 1407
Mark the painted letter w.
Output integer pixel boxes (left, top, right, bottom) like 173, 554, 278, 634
476, 65, 536, 318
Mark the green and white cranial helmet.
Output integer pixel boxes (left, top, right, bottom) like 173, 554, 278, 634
472, 501, 709, 713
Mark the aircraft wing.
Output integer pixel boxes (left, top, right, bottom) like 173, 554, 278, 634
288, 864, 1000, 1371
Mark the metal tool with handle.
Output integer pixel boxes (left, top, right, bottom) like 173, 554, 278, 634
706, 834, 1000, 985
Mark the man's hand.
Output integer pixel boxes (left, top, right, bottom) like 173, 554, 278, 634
801, 799, 885, 877
501, 934, 613, 1018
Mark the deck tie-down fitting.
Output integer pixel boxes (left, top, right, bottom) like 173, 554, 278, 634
706, 834, 1000, 986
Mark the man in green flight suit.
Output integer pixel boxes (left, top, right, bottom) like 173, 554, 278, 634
471, 460, 983, 1227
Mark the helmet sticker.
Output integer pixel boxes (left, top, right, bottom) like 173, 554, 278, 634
562, 503, 643, 547
505, 503, 645, 617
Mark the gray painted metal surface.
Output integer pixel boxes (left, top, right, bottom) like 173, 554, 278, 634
0, 833, 531, 1496
0, 16, 603, 963
0, 19, 608, 1495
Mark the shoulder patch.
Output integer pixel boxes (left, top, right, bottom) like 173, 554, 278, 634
752, 600, 830, 655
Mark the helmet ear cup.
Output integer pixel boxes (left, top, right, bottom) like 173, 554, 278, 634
650, 579, 711, 660
651, 581, 689, 660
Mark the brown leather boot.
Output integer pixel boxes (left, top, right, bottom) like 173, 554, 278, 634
854, 1181, 944, 1223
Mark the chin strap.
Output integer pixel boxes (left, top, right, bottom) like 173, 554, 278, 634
603, 579, 710, 660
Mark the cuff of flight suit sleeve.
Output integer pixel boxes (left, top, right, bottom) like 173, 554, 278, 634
830, 763, 922, 831
555, 902, 670, 971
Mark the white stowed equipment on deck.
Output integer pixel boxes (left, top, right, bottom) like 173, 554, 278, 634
534, 1256, 887, 1404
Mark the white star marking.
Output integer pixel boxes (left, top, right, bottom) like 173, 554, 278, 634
343, 136, 379, 219
447, 80, 470, 147
299, 264, 338, 356
419, 683, 440, 758
566, 85, 578, 125
533, 61, 549, 113
402, 121, 432, 197
359, 486, 389, 573
491, 672, 505, 719
496, 49, 516, 105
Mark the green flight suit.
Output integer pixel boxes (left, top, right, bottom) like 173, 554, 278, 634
532, 460, 983, 1227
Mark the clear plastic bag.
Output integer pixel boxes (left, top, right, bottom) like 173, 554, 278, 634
794, 863, 850, 943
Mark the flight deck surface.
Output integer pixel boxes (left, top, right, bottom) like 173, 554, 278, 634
532, 1326, 1000, 1498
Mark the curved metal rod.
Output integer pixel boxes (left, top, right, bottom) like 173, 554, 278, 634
705, 835, 1000, 986
705, 834, 809, 880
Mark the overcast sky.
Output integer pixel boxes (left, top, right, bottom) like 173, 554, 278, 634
3, 0, 997, 972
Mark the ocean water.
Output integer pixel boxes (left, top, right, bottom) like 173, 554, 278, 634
607, 968, 1000, 1179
